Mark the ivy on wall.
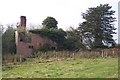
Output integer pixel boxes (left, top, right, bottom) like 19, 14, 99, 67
29, 28, 66, 50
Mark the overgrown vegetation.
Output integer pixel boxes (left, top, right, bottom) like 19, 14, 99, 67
2, 48, 119, 65
30, 28, 67, 50
65, 27, 85, 50
30, 4, 117, 52
2, 26, 16, 55
2, 4, 119, 67
2, 4, 117, 54
114, 44, 120, 48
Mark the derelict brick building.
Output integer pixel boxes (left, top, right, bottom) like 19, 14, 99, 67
15, 16, 57, 58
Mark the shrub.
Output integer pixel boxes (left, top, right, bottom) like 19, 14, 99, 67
39, 43, 52, 52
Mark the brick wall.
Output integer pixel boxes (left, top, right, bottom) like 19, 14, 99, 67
31, 33, 57, 50
17, 42, 33, 58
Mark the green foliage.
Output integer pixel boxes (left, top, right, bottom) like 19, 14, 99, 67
19, 32, 32, 42
79, 4, 116, 49
30, 27, 86, 51
39, 43, 53, 52
42, 16, 58, 29
64, 27, 85, 51
114, 44, 120, 48
2, 26, 16, 54
30, 28, 66, 50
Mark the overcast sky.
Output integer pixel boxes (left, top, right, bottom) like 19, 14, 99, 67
0, 0, 119, 42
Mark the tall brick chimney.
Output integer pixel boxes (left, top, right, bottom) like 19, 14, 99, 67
20, 16, 26, 27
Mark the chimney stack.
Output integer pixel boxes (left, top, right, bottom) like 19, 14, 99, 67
20, 16, 26, 27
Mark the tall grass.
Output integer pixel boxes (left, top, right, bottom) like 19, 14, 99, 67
33, 50, 118, 60
2, 48, 119, 66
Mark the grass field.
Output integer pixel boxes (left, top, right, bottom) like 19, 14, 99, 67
2, 57, 118, 78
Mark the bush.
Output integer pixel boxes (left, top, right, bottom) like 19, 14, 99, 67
115, 44, 120, 48
39, 43, 52, 52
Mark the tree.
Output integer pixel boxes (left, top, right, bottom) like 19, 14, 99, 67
79, 4, 116, 49
42, 16, 58, 29
2, 25, 16, 54
64, 27, 85, 51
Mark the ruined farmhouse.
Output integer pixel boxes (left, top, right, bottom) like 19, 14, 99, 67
15, 16, 57, 58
